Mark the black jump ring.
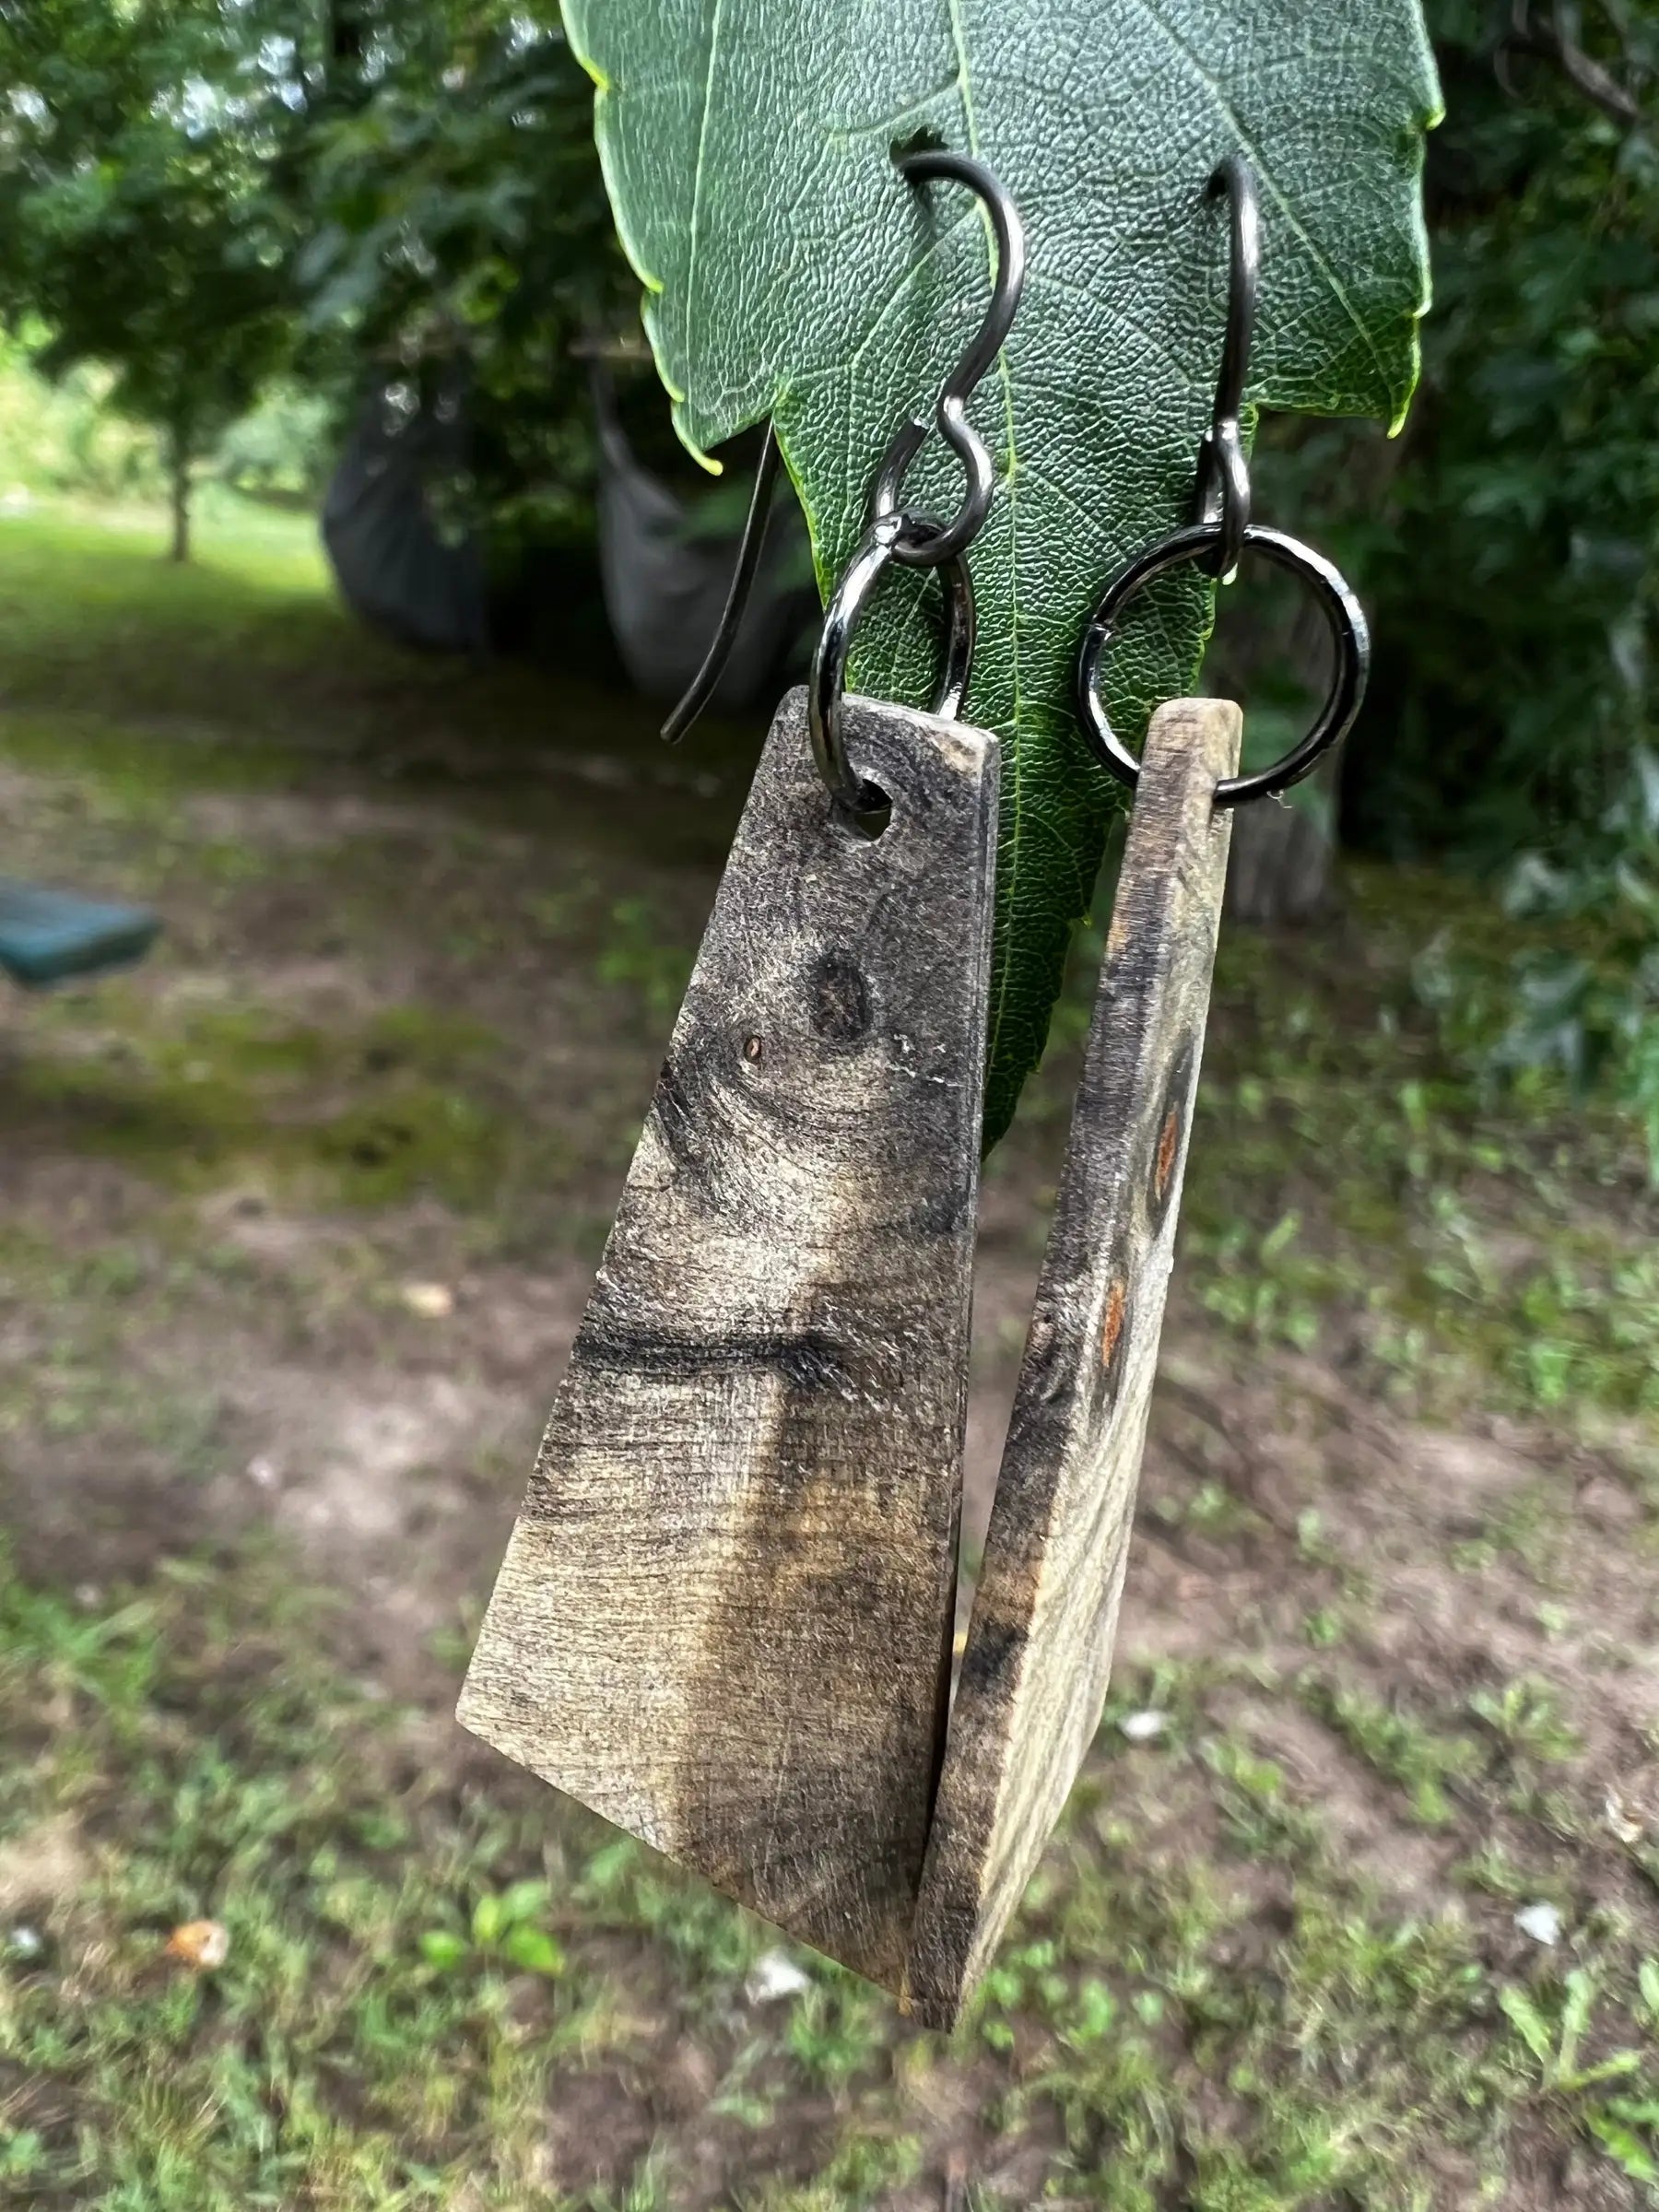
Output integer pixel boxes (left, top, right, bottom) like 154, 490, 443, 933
810, 511, 976, 812
1075, 521, 1370, 808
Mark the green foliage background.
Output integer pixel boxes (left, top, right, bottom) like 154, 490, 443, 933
1345, 0, 1657, 862
1359, 0, 1659, 1162
0, 0, 304, 547
560, 0, 1438, 1140
0, 0, 1652, 1145
295, 0, 628, 555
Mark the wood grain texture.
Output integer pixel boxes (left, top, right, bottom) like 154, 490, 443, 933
906, 698, 1241, 2028
459, 686, 998, 1989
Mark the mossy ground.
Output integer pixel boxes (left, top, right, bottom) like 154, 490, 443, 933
2, 499, 1658, 2208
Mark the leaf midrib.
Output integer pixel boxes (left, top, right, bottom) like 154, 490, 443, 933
945, 0, 1030, 1091
683, 0, 728, 382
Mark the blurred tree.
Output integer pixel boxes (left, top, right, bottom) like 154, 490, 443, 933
295, 0, 630, 567
0, 0, 306, 559
1287, 0, 1659, 1167
0, 2, 626, 568
1217, 0, 1654, 933
0, 327, 167, 503
1340, 0, 1657, 858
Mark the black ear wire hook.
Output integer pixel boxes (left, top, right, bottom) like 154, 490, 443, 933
868, 147, 1026, 569
1192, 153, 1260, 580
1075, 150, 1371, 809
662, 145, 1024, 747
659, 422, 784, 746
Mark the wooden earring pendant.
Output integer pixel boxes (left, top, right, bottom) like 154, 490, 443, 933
460, 683, 998, 1987
463, 142, 1028, 1985
900, 155, 1371, 2025
908, 696, 1241, 2025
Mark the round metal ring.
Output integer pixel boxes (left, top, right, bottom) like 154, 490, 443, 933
1075, 521, 1370, 808
809, 510, 976, 813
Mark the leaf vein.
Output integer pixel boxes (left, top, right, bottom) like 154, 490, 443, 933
683, 0, 729, 367
1121, 0, 1393, 397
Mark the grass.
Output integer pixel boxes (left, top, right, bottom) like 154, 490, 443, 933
1298, 1676, 1480, 1830
0, 1548, 744, 2207
1007, 875, 1659, 1440
1175, 883, 1659, 1429
0, 496, 753, 806
8, 1556, 1659, 2207
0, 1545, 982, 2208
2, 497, 1659, 2206
14, 996, 566, 1213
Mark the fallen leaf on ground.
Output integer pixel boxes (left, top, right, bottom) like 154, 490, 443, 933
1515, 1902, 1561, 1947
166, 1920, 229, 1970
1606, 1787, 1645, 1845
746, 1950, 811, 2004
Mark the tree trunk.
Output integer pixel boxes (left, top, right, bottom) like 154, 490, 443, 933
167, 428, 191, 564
330, 1, 362, 63
1224, 798, 1332, 924
329, 2, 365, 101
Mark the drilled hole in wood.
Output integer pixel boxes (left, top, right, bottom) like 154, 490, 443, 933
837, 780, 892, 841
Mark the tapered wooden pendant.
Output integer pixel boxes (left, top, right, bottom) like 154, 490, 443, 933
907, 697, 1241, 2027
460, 685, 998, 1987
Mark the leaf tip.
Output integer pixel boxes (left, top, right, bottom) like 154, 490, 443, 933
559, 2, 610, 95
672, 408, 724, 476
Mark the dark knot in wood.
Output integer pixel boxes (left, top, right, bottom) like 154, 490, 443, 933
808, 947, 873, 1044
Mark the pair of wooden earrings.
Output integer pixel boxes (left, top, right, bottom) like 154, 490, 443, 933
460, 153, 1369, 2028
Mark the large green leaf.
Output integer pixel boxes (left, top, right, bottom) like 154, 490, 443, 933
565, 0, 1439, 1140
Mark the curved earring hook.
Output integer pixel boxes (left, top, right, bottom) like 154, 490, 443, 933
1075, 150, 1370, 808
662, 146, 1024, 744
870, 147, 1027, 569
659, 423, 783, 747
1191, 153, 1260, 579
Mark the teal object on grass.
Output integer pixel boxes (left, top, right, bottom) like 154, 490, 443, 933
0, 880, 159, 989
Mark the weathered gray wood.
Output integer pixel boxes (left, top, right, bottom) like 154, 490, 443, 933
906, 698, 1241, 2028
460, 685, 998, 1989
